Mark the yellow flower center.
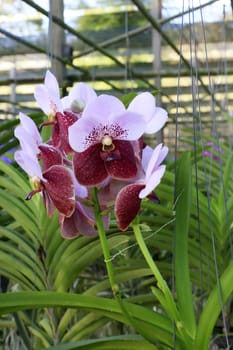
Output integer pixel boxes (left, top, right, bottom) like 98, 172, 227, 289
30, 176, 42, 190
48, 111, 56, 122
101, 135, 115, 152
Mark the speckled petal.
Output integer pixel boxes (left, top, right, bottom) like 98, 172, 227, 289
105, 140, 138, 180
73, 144, 108, 186
115, 183, 145, 231
39, 144, 63, 171
43, 165, 75, 217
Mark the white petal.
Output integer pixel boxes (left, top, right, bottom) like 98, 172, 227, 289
14, 150, 43, 179
69, 83, 97, 105
82, 94, 125, 121
68, 117, 97, 152
141, 145, 153, 172
61, 95, 70, 110
145, 107, 168, 134
111, 111, 146, 140
34, 85, 52, 115
44, 70, 60, 102
145, 144, 168, 180
14, 126, 40, 156
139, 165, 166, 199
128, 92, 154, 123
18, 113, 42, 145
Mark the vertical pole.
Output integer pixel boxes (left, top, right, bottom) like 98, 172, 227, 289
152, 0, 163, 143
49, 0, 65, 89
10, 65, 16, 116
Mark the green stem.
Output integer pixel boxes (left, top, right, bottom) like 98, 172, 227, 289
132, 220, 180, 322
132, 221, 194, 348
91, 187, 119, 296
91, 187, 157, 344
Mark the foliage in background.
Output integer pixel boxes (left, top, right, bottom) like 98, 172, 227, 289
0, 113, 232, 349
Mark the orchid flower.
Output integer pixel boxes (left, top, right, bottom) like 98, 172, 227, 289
115, 143, 168, 231
34, 70, 78, 155
14, 124, 75, 218
69, 94, 146, 186
128, 92, 168, 134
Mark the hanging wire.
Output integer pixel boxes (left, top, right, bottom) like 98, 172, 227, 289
188, 0, 204, 295
172, 0, 185, 346
197, 1, 231, 347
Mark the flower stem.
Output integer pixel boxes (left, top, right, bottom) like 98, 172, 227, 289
132, 219, 180, 321
91, 187, 119, 296
91, 187, 150, 339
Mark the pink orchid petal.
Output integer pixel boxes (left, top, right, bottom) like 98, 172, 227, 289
61, 96, 70, 110
139, 165, 166, 199
34, 71, 62, 115
73, 144, 108, 186
69, 111, 144, 153
34, 85, 53, 115
59, 212, 79, 239
141, 146, 153, 173
144, 143, 168, 180
145, 107, 168, 134
44, 70, 60, 102
110, 111, 145, 140
14, 150, 43, 179
128, 92, 154, 121
14, 126, 40, 156
59, 202, 101, 239
43, 165, 75, 217
69, 170, 88, 198
82, 94, 125, 120
69, 117, 98, 152
128, 92, 168, 134
18, 112, 42, 144
115, 183, 145, 231
105, 140, 138, 180
68, 82, 97, 106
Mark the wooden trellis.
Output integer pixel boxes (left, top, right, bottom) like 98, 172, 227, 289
0, 0, 232, 150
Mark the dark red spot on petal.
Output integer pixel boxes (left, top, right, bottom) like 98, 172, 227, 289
105, 140, 138, 180
73, 144, 108, 186
43, 165, 75, 217
115, 183, 145, 231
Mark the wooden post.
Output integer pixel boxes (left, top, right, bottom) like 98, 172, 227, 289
10, 66, 16, 116
152, 0, 163, 143
49, 0, 65, 88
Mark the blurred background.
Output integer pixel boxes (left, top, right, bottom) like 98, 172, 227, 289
0, 0, 232, 150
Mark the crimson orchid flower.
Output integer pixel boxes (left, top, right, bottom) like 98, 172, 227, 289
34, 70, 95, 155
115, 143, 168, 231
14, 122, 75, 218
128, 92, 168, 134
68, 94, 146, 186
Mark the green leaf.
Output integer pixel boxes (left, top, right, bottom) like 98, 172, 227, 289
0, 291, 180, 348
174, 152, 196, 339
194, 260, 233, 349
44, 335, 157, 350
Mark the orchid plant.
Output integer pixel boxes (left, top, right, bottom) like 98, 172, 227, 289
0, 70, 232, 349
14, 70, 168, 238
